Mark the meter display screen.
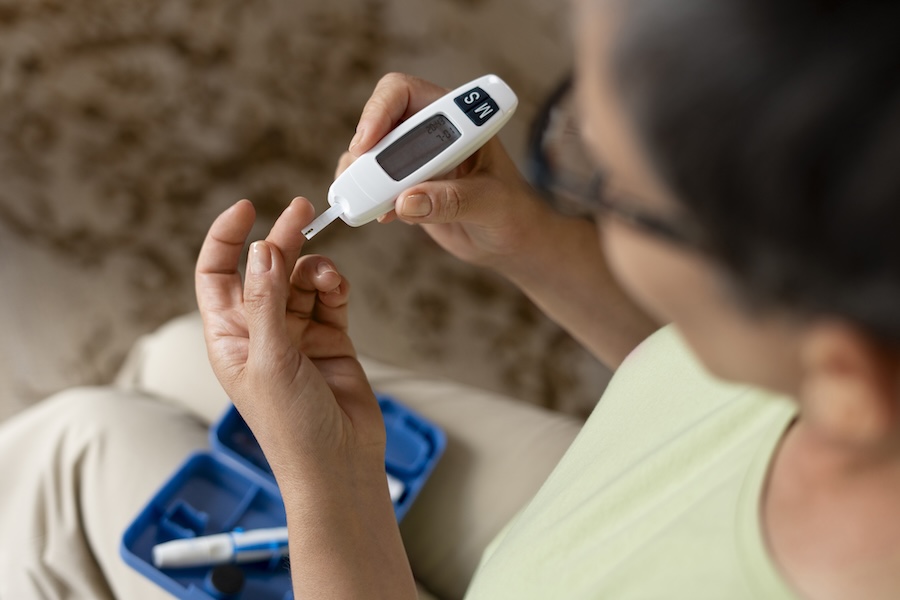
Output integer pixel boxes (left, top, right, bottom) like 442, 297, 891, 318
376, 113, 461, 181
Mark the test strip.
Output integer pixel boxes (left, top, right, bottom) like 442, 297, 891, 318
302, 203, 344, 240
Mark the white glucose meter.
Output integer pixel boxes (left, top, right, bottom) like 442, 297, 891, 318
303, 74, 518, 239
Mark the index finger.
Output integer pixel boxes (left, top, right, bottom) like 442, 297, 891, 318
263, 196, 315, 274
349, 73, 448, 157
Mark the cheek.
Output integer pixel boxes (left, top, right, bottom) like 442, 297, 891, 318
601, 221, 802, 392
601, 221, 697, 325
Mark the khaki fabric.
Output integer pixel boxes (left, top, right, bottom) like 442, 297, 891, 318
0, 387, 209, 600
0, 313, 582, 599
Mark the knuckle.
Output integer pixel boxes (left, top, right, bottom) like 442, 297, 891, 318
441, 185, 464, 221
243, 282, 280, 312
243, 287, 268, 310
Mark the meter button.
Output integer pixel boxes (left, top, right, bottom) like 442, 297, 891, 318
462, 97, 499, 126
454, 87, 489, 113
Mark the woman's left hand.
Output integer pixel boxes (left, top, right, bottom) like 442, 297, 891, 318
195, 197, 385, 484
195, 197, 416, 599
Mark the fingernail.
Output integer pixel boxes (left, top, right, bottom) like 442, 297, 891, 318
348, 127, 365, 153
250, 241, 271, 274
399, 194, 431, 218
316, 261, 337, 276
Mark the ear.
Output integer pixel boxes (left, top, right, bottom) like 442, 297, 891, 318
799, 322, 900, 448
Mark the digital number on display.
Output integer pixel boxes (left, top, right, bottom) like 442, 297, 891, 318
376, 114, 462, 181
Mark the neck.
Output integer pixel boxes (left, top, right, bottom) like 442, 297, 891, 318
788, 418, 900, 481
763, 418, 900, 600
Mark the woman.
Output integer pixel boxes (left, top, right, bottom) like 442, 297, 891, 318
3, 0, 898, 597
197, 0, 900, 597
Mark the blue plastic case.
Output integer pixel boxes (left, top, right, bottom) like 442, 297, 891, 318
121, 394, 446, 599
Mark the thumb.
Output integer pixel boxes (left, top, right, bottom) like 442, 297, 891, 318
395, 178, 496, 225
244, 241, 292, 358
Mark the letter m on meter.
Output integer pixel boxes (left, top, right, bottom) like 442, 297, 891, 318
469, 99, 499, 125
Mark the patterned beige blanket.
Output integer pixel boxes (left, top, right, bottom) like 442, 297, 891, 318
0, 0, 607, 422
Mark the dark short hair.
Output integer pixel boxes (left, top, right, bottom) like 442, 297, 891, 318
611, 0, 900, 343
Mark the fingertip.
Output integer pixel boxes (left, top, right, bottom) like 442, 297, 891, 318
208, 200, 256, 243
284, 196, 307, 210
314, 260, 342, 290
223, 198, 254, 218
289, 196, 316, 220
315, 260, 337, 275
235, 198, 255, 213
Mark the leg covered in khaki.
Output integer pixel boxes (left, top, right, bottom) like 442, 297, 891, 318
0, 388, 208, 600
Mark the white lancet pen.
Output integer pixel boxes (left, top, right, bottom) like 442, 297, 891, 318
153, 526, 290, 569
153, 474, 407, 568
302, 74, 517, 241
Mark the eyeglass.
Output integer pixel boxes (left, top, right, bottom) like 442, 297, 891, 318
526, 75, 709, 249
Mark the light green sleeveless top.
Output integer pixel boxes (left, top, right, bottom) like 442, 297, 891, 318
465, 326, 799, 599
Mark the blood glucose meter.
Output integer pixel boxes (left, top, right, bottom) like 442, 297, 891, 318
303, 74, 518, 239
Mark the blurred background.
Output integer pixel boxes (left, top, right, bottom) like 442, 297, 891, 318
0, 0, 610, 423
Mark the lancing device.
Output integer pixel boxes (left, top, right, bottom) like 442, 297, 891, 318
153, 526, 289, 569
152, 474, 407, 568
302, 74, 518, 239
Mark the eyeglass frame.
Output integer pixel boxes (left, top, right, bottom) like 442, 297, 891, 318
526, 74, 710, 249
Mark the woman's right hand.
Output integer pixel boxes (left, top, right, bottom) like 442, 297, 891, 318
339, 72, 553, 274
